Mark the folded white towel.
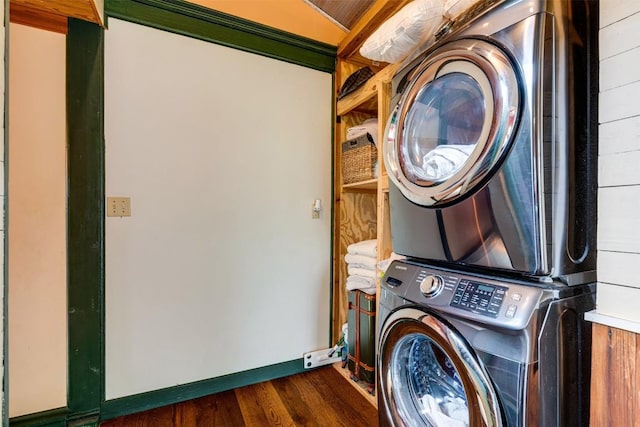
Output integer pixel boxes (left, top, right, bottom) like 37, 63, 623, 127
344, 253, 377, 270
348, 266, 377, 279
347, 239, 377, 258
346, 275, 376, 294
346, 275, 376, 287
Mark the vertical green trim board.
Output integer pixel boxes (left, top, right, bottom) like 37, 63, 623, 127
66, 18, 104, 426
104, 0, 336, 73
3, 0, 8, 424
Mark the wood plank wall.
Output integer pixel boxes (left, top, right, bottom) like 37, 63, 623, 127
596, 0, 640, 320
590, 324, 640, 426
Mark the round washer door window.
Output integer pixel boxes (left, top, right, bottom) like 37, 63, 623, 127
384, 39, 519, 207
392, 333, 469, 426
379, 308, 503, 427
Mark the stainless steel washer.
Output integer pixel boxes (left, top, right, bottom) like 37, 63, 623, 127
378, 260, 595, 426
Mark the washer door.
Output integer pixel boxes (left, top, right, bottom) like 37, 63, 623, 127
379, 307, 503, 427
384, 39, 519, 207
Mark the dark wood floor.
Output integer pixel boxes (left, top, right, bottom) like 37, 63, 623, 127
100, 366, 378, 426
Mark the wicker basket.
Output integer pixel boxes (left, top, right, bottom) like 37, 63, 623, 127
341, 134, 377, 184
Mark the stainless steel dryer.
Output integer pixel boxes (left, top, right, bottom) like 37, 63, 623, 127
378, 260, 595, 426
383, 0, 598, 284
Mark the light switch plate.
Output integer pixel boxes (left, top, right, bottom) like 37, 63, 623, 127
107, 197, 131, 217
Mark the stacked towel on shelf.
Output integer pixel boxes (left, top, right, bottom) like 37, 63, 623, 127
345, 239, 377, 295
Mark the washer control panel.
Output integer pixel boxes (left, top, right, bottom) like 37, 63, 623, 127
450, 280, 507, 318
382, 260, 548, 330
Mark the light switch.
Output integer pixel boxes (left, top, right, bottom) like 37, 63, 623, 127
107, 197, 131, 217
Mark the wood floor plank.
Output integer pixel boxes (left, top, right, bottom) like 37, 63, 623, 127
270, 370, 348, 427
101, 403, 175, 427
100, 366, 378, 427
304, 367, 378, 427
235, 380, 297, 426
174, 389, 243, 426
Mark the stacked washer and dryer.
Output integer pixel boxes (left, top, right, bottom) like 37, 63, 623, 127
377, 0, 598, 426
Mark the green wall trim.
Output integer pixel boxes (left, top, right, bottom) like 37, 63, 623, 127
105, 0, 336, 73
66, 18, 105, 419
100, 359, 304, 420
9, 407, 67, 427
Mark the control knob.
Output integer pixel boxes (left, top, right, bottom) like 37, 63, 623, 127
420, 275, 443, 297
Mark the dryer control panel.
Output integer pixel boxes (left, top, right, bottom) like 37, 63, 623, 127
382, 260, 550, 330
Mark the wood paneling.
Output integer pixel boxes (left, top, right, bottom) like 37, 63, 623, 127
9, 2, 67, 34
600, 116, 640, 155
599, 81, 640, 123
590, 324, 640, 426
600, 0, 640, 28
598, 186, 640, 253
599, 11, 640, 60
100, 366, 378, 427
596, 0, 640, 325
11, 0, 101, 25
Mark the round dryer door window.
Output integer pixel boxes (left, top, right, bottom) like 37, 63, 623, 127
384, 39, 520, 206
379, 308, 503, 427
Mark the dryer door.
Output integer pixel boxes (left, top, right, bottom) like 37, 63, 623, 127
384, 39, 519, 207
378, 307, 503, 427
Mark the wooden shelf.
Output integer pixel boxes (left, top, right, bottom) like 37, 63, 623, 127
342, 178, 378, 192
337, 84, 378, 116
333, 1, 405, 406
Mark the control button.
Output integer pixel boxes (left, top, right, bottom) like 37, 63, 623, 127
420, 275, 443, 297
511, 293, 522, 301
505, 305, 517, 318
385, 277, 402, 287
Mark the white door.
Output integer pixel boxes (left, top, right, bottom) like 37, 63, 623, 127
104, 18, 332, 399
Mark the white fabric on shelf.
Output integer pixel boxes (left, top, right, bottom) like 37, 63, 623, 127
347, 239, 377, 258
346, 275, 376, 294
346, 275, 376, 288
348, 266, 377, 279
345, 253, 377, 270
347, 118, 379, 146
359, 0, 445, 63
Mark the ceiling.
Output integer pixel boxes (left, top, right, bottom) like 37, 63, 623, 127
304, 0, 375, 31
188, 0, 376, 46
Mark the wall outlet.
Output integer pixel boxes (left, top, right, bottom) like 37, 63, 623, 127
303, 348, 342, 369
107, 197, 131, 217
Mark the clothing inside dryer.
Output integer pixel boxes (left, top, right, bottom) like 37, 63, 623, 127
400, 72, 485, 184
391, 332, 469, 426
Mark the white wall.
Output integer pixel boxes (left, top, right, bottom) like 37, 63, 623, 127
104, 19, 332, 399
7, 23, 67, 416
594, 1, 640, 324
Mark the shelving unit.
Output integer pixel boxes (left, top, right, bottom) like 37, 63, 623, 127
331, 0, 412, 404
